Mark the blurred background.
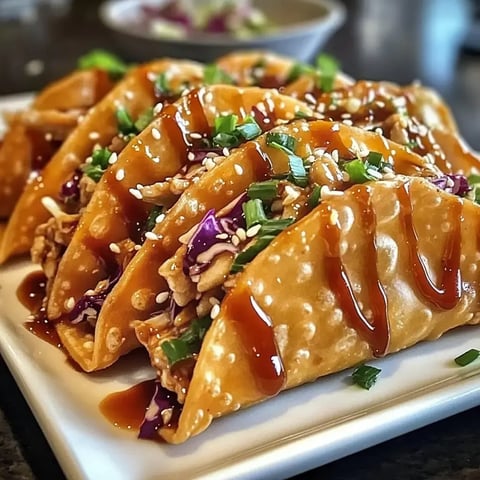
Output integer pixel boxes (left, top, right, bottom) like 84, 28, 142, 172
0, 0, 478, 148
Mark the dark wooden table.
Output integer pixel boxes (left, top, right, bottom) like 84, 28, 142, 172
1, 0, 480, 479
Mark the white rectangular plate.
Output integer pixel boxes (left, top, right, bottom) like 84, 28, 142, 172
1, 96, 480, 480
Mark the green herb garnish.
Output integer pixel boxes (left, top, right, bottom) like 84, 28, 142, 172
154, 72, 171, 95
116, 107, 137, 136
247, 180, 279, 202
231, 235, 275, 273
134, 107, 154, 132
266, 132, 308, 187
203, 64, 234, 85
316, 53, 339, 92
81, 147, 112, 182
351, 364, 381, 390
144, 205, 163, 233
212, 114, 262, 148
308, 184, 322, 208
77, 49, 128, 79
287, 62, 315, 83
468, 174, 480, 204
343, 151, 387, 184
243, 199, 267, 229
454, 349, 480, 367
266, 132, 296, 153
231, 217, 294, 273
161, 316, 212, 367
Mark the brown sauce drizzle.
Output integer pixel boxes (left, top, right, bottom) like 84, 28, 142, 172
100, 379, 156, 430
397, 182, 462, 309
320, 185, 390, 356
17, 271, 63, 349
223, 285, 286, 396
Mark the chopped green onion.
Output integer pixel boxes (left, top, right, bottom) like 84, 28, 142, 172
287, 62, 314, 83
231, 235, 275, 273
144, 206, 163, 233
288, 154, 309, 187
203, 64, 234, 85
468, 175, 480, 204
213, 115, 262, 148
343, 159, 375, 184
243, 199, 267, 229
351, 364, 381, 390
308, 184, 322, 208
77, 49, 128, 79
212, 132, 239, 148
81, 147, 112, 182
266, 132, 296, 154
365, 151, 383, 167
258, 218, 294, 236
134, 107, 154, 132
247, 180, 279, 202
316, 53, 339, 92
235, 117, 262, 140
91, 147, 112, 168
454, 348, 480, 366
214, 114, 238, 135
154, 72, 171, 95
161, 316, 212, 367
116, 107, 136, 135
294, 110, 311, 119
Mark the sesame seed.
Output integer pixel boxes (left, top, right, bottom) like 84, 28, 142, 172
145, 231, 158, 240
210, 303, 220, 319
89, 131, 100, 140
190, 132, 202, 139
85, 289, 95, 296
209, 296, 220, 306
125, 90, 134, 100
216, 233, 229, 240
345, 97, 362, 113
108, 152, 118, 165
331, 123, 340, 132
147, 71, 157, 82
222, 147, 230, 157
187, 152, 195, 161
153, 102, 163, 115
115, 168, 125, 181
44, 132, 53, 141
234, 164, 243, 175
151, 128, 161, 140
65, 297, 75, 311
304, 92, 317, 104
204, 158, 216, 171
246, 224, 262, 237
231, 235, 240, 246
134, 244, 141, 251
342, 119, 353, 126
109, 242, 121, 254
236, 228, 246, 242
129, 188, 143, 200
155, 213, 165, 223
331, 149, 339, 162
155, 292, 169, 304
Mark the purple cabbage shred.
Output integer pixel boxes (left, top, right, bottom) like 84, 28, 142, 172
183, 194, 247, 276
138, 381, 180, 439
430, 174, 470, 196
68, 267, 122, 324
59, 169, 82, 204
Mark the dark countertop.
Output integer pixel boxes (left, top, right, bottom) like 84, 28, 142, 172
1, 0, 480, 479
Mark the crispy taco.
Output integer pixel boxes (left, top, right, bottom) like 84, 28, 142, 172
133, 170, 480, 443
42, 86, 316, 371
91, 117, 442, 374
0, 58, 205, 263
0, 68, 114, 219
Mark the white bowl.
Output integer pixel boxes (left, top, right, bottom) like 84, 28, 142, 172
99, 0, 346, 62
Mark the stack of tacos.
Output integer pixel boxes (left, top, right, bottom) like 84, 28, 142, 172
2, 49, 480, 444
